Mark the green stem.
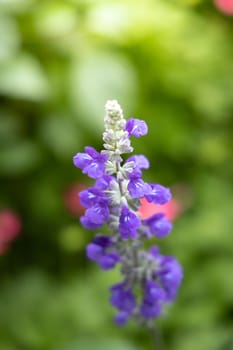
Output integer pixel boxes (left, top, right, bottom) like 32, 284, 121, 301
149, 325, 162, 350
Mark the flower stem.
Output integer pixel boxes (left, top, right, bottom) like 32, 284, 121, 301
149, 325, 163, 350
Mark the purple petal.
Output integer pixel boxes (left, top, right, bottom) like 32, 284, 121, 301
158, 257, 183, 301
79, 188, 103, 208
110, 283, 136, 313
73, 152, 92, 169
85, 146, 99, 158
119, 206, 140, 240
140, 300, 162, 319
95, 175, 113, 190
144, 280, 166, 303
84, 161, 105, 179
149, 246, 160, 259
128, 179, 151, 198
93, 234, 112, 248
99, 253, 120, 270
80, 215, 103, 229
144, 213, 172, 238
86, 243, 104, 262
145, 184, 172, 204
125, 118, 148, 138
126, 155, 150, 169
80, 203, 109, 229
114, 311, 129, 326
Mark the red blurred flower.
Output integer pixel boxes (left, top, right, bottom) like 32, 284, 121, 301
214, 0, 233, 15
0, 210, 21, 254
64, 183, 86, 217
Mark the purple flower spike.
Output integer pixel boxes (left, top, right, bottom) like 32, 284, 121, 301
144, 213, 173, 238
125, 118, 148, 138
73, 147, 108, 179
145, 184, 172, 205
73, 100, 183, 326
119, 206, 140, 239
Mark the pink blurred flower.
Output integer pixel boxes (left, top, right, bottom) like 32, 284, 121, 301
0, 209, 21, 254
139, 197, 182, 221
214, 0, 233, 15
64, 183, 86, 217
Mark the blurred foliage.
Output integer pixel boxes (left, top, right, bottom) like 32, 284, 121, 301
0, 0, 233, 349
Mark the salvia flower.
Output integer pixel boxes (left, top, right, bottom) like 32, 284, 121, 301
73, 146, 108, 179
86, 235, 120, 270
73, 100, 183, 328
119, 205, 140, 240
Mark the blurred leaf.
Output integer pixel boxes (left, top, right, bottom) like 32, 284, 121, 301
35, 2, 77, 38
173, 327, 229, 350
38, 114, 82, 159
57, 338, 138, 350
0, 53, 50, 101
0, 0, 35, 13
0, 110, 23, 146
0, 15, 20, 62
58, 225, 85, 252
0, 141, 42, 175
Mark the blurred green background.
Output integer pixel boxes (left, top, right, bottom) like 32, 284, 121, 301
0, 0, 233, 349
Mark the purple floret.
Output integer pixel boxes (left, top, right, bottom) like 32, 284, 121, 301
80, 202, 109, 229
73, 146, 108, 179
86, 243, 104, 261
144, 213, 173, 238
127, 168, 151, 199
140, 300, 162, 319
79, 187, 106, 208
144, 280, 166, 304
99, 253, 120, 270
145, 184, 172, 205
119, 205, 140, 239
93, 234, 112, 248
126, 155, 150, 169
125, 118, 148, 138
86, 235, 120, 270
158, 256, 183, 301
114, 311, 130, 326
110, 282, 136, 313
